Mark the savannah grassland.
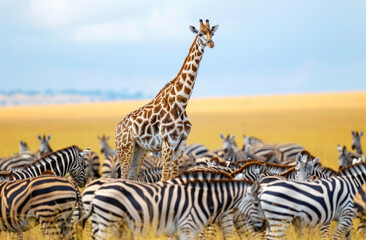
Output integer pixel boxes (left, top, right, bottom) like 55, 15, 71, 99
0, 91, 366, 239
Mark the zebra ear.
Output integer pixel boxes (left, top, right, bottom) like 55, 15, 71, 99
106, 136, 110, 141
258, 165, 266, 174
296, 153, 302, 164
337, 145, 342, 153
220, 133, 225, 140
97, 136, 101, 140
360, 131, 364, 137
229, 134, 236, 142
37, 135, 42, 141
46, 134, 51, 141
250, 181, 260, 196
80, 148, 91, 157
312, 157, 319, 166
352, 130, 355, 136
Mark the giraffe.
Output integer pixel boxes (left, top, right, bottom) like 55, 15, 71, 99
115, 19, 219, 181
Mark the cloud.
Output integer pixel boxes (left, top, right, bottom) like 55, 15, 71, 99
24, 0, 205, 42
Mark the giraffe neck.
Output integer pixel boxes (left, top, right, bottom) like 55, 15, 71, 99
167, 35, 204, 110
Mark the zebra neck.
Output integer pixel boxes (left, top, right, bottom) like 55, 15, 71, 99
340, 164, 366, 195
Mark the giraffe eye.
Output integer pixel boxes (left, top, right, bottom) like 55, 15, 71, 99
199, 33, 203, 37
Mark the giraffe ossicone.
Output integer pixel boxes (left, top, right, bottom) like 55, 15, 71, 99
115, 19, 219, 181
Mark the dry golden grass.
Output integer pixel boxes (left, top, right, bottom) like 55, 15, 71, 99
0, 91, 366, 239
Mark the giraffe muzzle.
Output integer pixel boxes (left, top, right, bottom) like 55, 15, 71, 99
208, 41, 214, 48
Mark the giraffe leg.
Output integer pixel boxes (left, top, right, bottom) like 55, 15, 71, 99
161, 141, 174, 181
171, 137, 187, 179
128, 146, 147, 180
118, 141, 135, 179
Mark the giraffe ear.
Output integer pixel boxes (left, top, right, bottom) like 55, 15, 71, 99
211, 25, 219, 34
189, 25, 199, 34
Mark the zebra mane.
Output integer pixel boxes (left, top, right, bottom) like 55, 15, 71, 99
299, 150, 316, 160
178, 168, 233, 180
22, 145, 82, 169
231, 161, 293, 176
338, 162, 366, 176
313, 161, 337, 176
278, 167, 296, 176
0, 170, 14, 181
208, 157, 240, 168
184, 178, 255, 188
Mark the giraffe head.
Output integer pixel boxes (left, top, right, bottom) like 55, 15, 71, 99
189, 19, 219, 51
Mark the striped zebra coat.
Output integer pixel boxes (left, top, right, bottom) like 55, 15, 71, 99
248, 142, 304, 163
258, 162, 366, 240
0, 151, 39, 171
80, 170, 261, 240
0, 146, 89, 187
0, 174, 83, 238
84, 151, 101, 182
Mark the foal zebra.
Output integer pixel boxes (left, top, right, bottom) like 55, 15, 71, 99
0, 174, 83, 238
258, 162, 366, 240
80, 170, 262, 240
0, 146, 90, 187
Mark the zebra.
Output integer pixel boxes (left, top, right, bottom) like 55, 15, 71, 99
19, 140, 30, 153
242, 134, 262, 157
97, 135, 117, 158
352, 130, 364, 155
84, 151, 101, 182
183, 143, 209, 158
140, 152, 163, 170
1, 146, 90, 187
219, 134, 246, 162
0, 173, 83, 239
258, 162, 366, 240
0, 151, 39, 171
337, 144, 365, 169
248, 142, 304, 164
37, 134, 53, 156
79, 173, 261, 240
354, 183, 366, 235
101, 155, 120, 178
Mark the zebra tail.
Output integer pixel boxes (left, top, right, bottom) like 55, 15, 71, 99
77, 204, 93, 228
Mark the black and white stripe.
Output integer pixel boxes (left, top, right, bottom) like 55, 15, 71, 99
219, 134, 246, 162
0, 174, 82, 238
0, 151, 39, 171
258, 162, 366, 239
84, 151, 101, 182
183, 143, 209, 158
80, 170, 261, 240
2, 146, 90, 187
249, 142, 304, 163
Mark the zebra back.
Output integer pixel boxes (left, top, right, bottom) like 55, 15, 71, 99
10, 146, 89, 187
0, 174, 79, 237
84, 151, 101, 181
101, 155, 120, 178
183, 143, 209, 158
0, 152, 39, 171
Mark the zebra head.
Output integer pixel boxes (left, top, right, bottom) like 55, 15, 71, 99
295, 151, 319, 180
337, 145, 353, 170
351, 130, 363, 155
70, 147, 90, 188
37, 134, 52, 156
189, 19, 218, 52
237, 181, 264, 230
97, 135, 112, 156
220, 133, 237, 154
19, 140, 29, 153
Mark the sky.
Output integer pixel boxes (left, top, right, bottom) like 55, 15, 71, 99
0, 0, 365, 99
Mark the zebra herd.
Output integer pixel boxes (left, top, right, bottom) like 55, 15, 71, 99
0, 131, 365, 239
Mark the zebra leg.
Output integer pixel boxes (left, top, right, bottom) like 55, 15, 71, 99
218, 213, 234, 239
332, 214, 354, 240
265, 219, 291, 240
179, 227, 195, 240
319, 223, 331, 240
292, 216, 302, 239
358, 213, 366, 236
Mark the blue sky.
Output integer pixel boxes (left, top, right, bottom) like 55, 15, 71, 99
0, 0, 365, 99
